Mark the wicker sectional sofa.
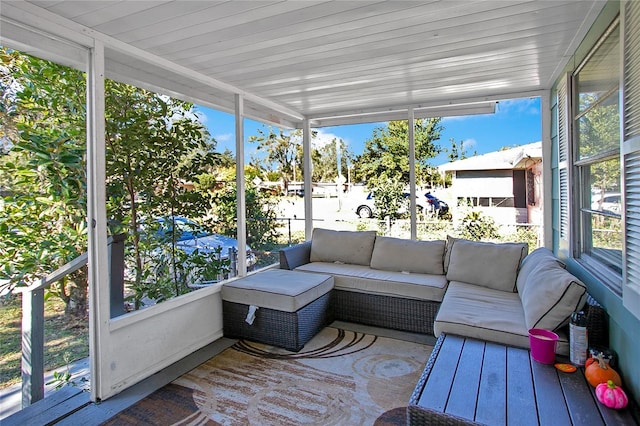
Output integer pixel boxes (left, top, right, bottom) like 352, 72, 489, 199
281, 229, 447, 334
280, 228, 591, 355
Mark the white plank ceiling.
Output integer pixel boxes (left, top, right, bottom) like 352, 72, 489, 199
1, 1, 607, 127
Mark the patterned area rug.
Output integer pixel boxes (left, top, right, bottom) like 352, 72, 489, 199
102, 327, 432, 425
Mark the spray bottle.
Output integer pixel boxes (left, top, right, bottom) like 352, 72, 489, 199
570, 311, 588, 365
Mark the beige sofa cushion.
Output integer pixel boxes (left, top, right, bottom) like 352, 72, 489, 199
221, 269, 334, 312
515, 247, 565, 294
434, 281, 569, 355
295, 262, 448, 302
445, 239, 528, 292
520, 261, 587, 331
435, 281, 529, 349
309, 228, 376, 266
370, 236, 445, 275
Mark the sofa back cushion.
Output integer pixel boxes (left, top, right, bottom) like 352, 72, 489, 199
310, 228, 377, 266
445, 238, 528, 292
520, 260, 587, 331
370, 236, 445, 275
515, 247, 565, 294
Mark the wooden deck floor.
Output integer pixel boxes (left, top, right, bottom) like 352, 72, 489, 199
1, 338, 236, 425
0, 357, 91, 420
2, 322, 433, 425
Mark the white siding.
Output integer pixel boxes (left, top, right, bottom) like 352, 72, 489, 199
452, 171, 513, 197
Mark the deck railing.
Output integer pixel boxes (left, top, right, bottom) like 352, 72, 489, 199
15, 234, 126, 408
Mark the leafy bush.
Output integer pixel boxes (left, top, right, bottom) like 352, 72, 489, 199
356, 221, 369, 232
148, 246, 230, 302
370, 178, 405, 219
457, 211, 500, 241
503, 226, 540, 252
197, 172, 280, 248
416, 218, 453, 241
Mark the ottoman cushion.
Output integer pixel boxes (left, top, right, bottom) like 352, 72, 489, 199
221, 269, 334, 312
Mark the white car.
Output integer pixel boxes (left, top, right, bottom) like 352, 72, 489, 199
591, 193, 622, 214
355, 192, 448, 218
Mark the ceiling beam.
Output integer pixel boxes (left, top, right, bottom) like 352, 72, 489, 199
310, 101, 497, 127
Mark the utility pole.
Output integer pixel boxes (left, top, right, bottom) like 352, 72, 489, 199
336, 139, 343, 210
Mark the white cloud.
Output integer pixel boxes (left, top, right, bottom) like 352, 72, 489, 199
462, 138, 477, 149
214, 133, 233, 142
288, 129, 346, 149
313, 130, 345, 149
194, 110, 208, 123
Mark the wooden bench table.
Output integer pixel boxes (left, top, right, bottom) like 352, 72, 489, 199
408, 334, 639, 425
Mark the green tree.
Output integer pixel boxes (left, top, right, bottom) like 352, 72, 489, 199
197, 166, 279, 248
249, 128, 318, 191
0, 49, 88, 316
249, 128, 298, 193
578, 93, 620, 197
218, 148, 236, 168
0, 50, 20, 156
104, 83, 218, 306
1, 48, 219, 312
447, 138, 471, 161
420, 165, 447, 189
372, 178, 406, 220
354, 119, 442, 218
312, 138, 352, 182
355, 118, 443, 187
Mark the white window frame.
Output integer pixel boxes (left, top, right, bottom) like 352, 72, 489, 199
622, 0, 640, 320
565, 17, 624, 295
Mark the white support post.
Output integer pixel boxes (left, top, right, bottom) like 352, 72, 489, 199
408, 107, 417, 240
235, 94, 247, 277
303, 118, 313, 240
86, 39, 110, 402
541, 93, 553, 248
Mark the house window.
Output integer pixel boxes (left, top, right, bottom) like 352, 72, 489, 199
573, 20, 623, 285
457, 196, 516, 208
492, 197, 515, 208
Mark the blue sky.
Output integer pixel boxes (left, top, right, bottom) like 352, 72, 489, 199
196, 97, 541, 167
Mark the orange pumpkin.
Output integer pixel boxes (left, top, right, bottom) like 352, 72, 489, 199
585, 353, 622, 388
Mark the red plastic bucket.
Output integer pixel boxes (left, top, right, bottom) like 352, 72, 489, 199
528, 329, 559, 364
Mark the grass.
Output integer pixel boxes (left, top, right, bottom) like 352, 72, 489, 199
0, 294, 89, 390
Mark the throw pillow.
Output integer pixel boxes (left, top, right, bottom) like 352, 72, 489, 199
309, 228, 377, 266
520, 260, 587, 331
515, 247, 565, 294
445, 239, 528, 292
370, 236, 445, 275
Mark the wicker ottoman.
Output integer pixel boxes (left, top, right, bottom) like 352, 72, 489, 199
221, 269, 334, 351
